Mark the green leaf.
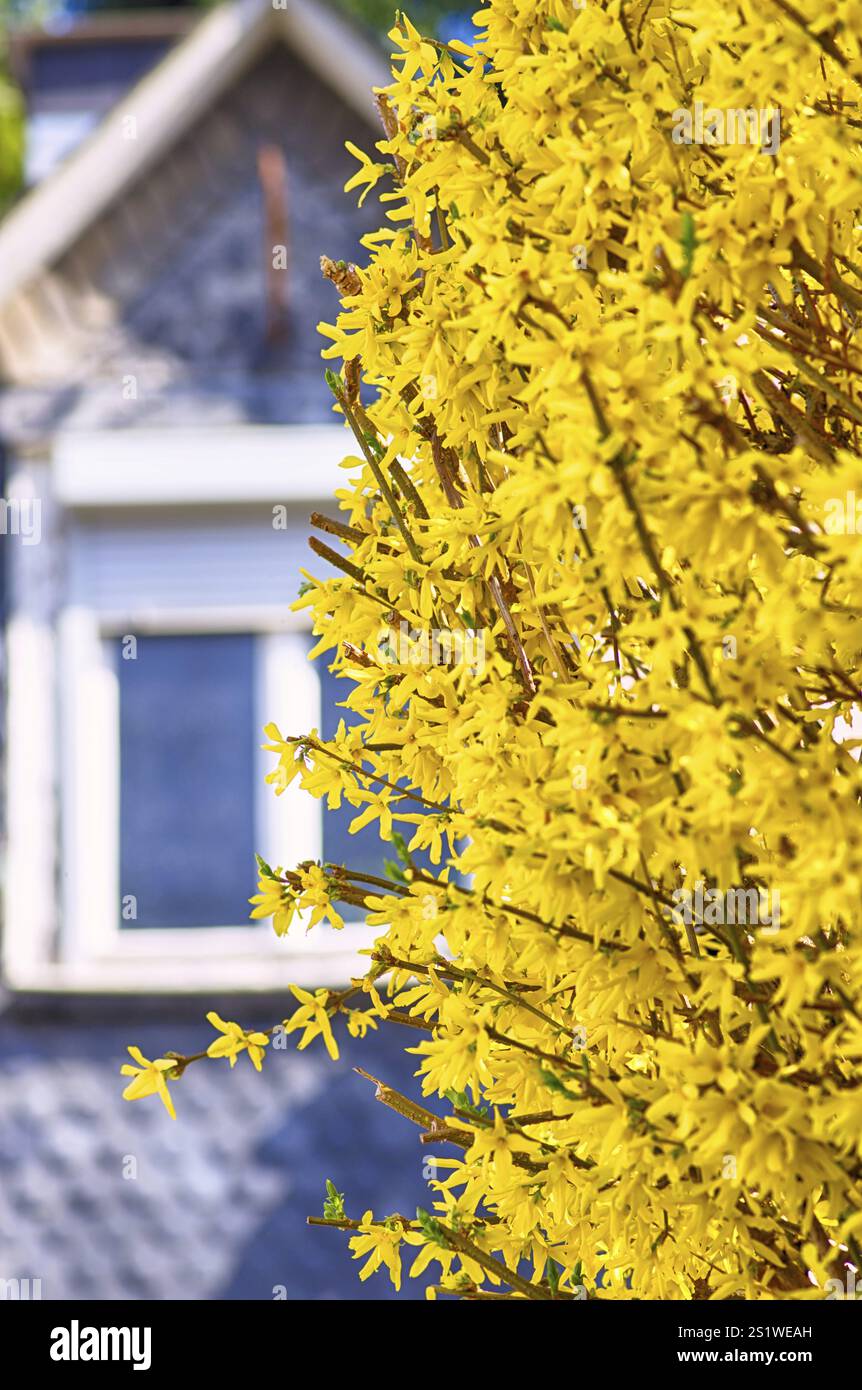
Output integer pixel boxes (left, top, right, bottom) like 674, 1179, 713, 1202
363, 431, 385, 461
391, 830, 412, 867
539, 1066, 578, 1100
445, 1087, 489, 1120
680, 212, 698, 280
255, 853, 275, 879
416, 1206, 449, 1247
323, 1178, 346, 1221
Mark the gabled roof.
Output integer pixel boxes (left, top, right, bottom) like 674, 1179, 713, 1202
0, 0, 389, 309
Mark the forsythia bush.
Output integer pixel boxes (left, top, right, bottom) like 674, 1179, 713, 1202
124, 1, 862, 1300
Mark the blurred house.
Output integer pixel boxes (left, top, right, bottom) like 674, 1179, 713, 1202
0, 0, 433, 1300
0, 0, 391, 992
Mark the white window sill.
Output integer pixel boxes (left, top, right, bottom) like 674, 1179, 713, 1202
4, 922, 379, 995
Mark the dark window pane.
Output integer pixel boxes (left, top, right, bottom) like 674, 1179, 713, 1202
116, 634, 256, 928
319, 657, 387, 878
319, 654, 440, 880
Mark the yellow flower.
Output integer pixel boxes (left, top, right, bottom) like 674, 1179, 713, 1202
343, 143, 390, 209
120, 1046, 178, 1120
345, 1009, 379, 1039
206, 1013, 270, 1071
296, 864, 345, 930
283, 986, 340, 1061
349, 1212, 406, 1290
249, 871, 296, 937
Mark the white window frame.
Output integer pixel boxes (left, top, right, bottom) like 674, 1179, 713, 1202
2, 426, 379, 993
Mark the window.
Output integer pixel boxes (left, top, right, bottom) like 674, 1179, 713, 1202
41, 607, 383, 989
116, 633, 257, 930
2, 425, 380, 991
112, 633, 395, 933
